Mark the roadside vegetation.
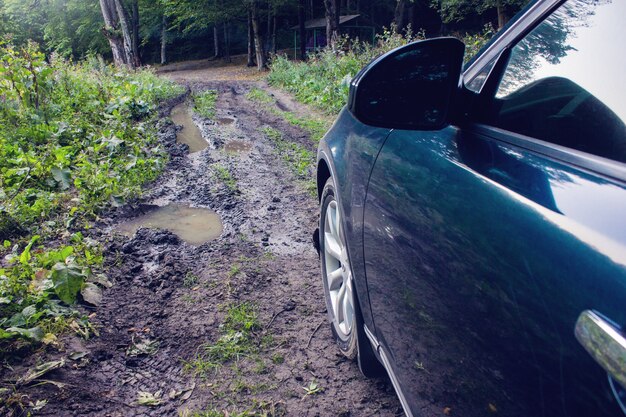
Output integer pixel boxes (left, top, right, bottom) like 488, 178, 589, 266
0, 42, 184, 352
268, 25, 494, 115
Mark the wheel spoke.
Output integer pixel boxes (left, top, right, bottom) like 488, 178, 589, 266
327, 266, 343, 290
324, 231, 341, 260
334, 203, 342, 245
342, 282, 354, 333
335, 283, 346, 324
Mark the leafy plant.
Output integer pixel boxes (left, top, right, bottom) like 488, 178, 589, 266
193, 90, 218, 119
0, 42, 184, 352
184, 302, 260, 377
302, 380, 323, 396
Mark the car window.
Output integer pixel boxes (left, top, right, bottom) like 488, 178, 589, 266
487, 0, 626, 163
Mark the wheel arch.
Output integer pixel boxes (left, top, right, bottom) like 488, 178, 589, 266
317, 158, 332, 202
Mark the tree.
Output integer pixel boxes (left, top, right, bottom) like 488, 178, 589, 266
323, 0, 339, 51
437, 0, 527, 30
98, 0, 135, 67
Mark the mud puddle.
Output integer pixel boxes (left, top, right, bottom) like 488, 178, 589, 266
171, 103, 208, 153
116, 204, 223, 245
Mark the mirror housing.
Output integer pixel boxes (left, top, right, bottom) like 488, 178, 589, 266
348, 37, 465, 130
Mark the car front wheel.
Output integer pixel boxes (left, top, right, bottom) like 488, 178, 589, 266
320, 177, 358, 357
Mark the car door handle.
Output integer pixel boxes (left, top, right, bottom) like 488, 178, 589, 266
575, 310, 626, 390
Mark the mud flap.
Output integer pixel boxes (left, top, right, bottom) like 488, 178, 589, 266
312, 228, 320, 257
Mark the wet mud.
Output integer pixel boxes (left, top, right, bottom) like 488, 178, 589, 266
1, 78, 402, 417
170, 103, 208, 153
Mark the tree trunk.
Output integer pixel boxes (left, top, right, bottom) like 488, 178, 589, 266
393, 0, 405, 33
213, 26, 221, 58
160, 15, 167, 65
223, 21, 231, 63
496, 0, 508, 29
323, 0, 339, 51
98, 0, 127, 67
250, 2, 266, 70
131, 0, 140, 67
247, 9, 256, 67
113, 0, 135, 67
272, 15, 276, 55
298, 0, 306, 60
266, 5, 272, 54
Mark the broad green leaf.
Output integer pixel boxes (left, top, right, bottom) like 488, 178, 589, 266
51, 167, 72, 190
80, 283, 102, 306
6, 326, 44, 341
20, 235, 40, 265
51, 263, 86, 304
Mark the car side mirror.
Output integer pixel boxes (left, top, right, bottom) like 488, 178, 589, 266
348, 37, 465, 130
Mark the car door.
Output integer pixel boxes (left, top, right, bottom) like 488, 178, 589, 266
362, 1, 626, 416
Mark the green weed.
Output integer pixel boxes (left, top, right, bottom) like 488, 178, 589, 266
184, 302, 260, 377
193, 90, 218, 119
260, 127, 314, 178
183, 272, 199, 288
212, 165, 237, 192
245, 88, 274, 104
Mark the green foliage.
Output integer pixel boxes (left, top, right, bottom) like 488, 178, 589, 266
1, 0, 108, 59
193, 90, 218, 119
461, 23, 495, 61
0, 42, 184, 349
212, 165, 237, 192
0, 232, 102, 344
245, 88, 274, 105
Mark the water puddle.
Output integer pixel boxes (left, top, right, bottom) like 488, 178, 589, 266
217, 117, 235, 125
224, 140, 252, 153
171, 103, 208, 153
116, 204, 223, 245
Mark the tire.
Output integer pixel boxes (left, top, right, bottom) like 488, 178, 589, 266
319, 177, 385, 376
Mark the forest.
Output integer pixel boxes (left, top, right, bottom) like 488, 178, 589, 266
0, 0, 528, 70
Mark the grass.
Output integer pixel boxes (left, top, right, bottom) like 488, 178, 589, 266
245, 88, 274, 105
184, 302, 260, 377
246, 87, 330, 143
193, 90, 218, 119
212, 164, 237, 192
260, 127, 316, 195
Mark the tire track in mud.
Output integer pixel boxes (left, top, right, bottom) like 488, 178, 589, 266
19, 80, 402, 416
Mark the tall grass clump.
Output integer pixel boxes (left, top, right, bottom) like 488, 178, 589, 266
0, 41, 184, 350
268, 25, 494, 115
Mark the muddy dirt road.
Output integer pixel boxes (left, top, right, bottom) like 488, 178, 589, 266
8, 64, 403, 416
